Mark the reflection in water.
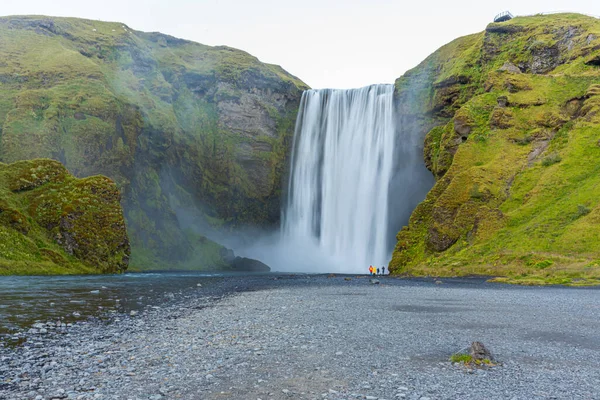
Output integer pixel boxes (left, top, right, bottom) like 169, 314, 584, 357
0, 272, 253, 339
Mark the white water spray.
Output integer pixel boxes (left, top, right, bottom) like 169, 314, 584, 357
281, 84, 396, 273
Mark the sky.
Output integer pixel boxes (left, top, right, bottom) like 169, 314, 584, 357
2, 0, 599, 89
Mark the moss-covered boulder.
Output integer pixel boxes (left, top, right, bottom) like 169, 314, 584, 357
0, 16, 308, 270
0, 159, 130, 275
390, 13, 600, 285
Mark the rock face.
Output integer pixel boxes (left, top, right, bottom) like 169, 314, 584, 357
390, 13, 600, 284
0, 16, 308, 270
0, 159, 130, 275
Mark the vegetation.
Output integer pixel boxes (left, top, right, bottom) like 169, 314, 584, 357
450, 353, 494, 366
0, 16, 308, 270
390, 13, 600, 285
0, 159, 129, 275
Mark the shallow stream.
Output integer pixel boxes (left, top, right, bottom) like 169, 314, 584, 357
0, 271, 263, 341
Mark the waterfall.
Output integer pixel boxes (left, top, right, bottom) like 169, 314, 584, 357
281, 84, 396, 273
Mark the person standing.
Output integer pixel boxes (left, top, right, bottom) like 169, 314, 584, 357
382, 266, 386, 275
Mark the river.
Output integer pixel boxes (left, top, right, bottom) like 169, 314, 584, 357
0, 271, 276, 343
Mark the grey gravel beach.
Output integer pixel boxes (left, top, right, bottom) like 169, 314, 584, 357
1, 275, 600, 400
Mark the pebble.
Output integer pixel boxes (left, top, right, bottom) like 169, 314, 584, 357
1, 276, 599, 400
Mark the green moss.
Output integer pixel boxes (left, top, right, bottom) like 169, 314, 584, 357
0, 159, 130, 275
390, 13, 600, 285
450, 353, 473, 364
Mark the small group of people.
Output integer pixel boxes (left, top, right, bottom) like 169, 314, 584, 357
368, 265, 386, 276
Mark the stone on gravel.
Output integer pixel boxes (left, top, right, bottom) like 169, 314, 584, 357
469, 341, 493, 361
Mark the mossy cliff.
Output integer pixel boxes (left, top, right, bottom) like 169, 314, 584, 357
0, 16, 308, 270
0, 159, 129, 275
390, 13, 600, 285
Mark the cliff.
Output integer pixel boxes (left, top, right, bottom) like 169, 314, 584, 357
390, 13, 600, 285
0, 16, 308, 270
0, 159, 129, 275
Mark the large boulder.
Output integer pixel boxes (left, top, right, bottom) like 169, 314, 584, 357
0, 159, 130, 275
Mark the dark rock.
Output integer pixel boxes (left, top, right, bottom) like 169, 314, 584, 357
231, 257, 270, 272
497, 96, 509, 108
585, 53, 600, 66
529, 42, 561, 74
469, 341, 493, 361
433, 75, 470, 89
427, 226, 459, 252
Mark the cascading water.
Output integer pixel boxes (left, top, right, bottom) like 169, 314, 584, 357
281, 84, 396, 272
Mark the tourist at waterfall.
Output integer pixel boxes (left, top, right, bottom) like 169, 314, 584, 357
382, 266, 386, 275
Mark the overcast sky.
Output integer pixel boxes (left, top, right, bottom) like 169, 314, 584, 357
2, 1, 599, 88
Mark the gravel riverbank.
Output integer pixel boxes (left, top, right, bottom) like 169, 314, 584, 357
1, 275, 599, 399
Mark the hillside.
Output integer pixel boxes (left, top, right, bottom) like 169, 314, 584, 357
390, 13, 600, 285
0, 159, 129, 275
0, 16, 308, 270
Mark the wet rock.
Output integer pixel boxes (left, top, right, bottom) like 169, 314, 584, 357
230, 257, 270, 272
369, 279, 380, 285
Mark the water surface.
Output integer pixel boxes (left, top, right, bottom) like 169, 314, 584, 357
0, 271, 266, 339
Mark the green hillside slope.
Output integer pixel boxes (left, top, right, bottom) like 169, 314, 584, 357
0, 16, 308, 270
390, 13, 600, 285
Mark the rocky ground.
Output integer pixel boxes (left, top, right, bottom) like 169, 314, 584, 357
1, 275, 600, 400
